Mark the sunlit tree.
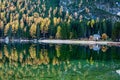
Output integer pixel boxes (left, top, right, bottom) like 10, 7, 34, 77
30, 23, 37, 38
102, 33, 108, 40
40, 18, 51, 38
56, 26, 61, 39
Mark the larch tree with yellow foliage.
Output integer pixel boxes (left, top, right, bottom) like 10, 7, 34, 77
56, 26, 61, 39
40, 18, 51, 38
30, 23, 37, 38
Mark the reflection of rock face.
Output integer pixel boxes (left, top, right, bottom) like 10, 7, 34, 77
89, 45, 108, 52
116, 70, 120, 75
93, 45, 100, 51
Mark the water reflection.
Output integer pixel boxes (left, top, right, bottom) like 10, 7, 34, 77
0, 43, 120, 80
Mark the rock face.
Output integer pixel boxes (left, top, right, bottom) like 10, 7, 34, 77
59, 0, 120, 21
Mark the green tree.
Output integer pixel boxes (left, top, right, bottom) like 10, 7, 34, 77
61, 23, 70, 39
112, 22, 120, 41
36, 23, 41, 39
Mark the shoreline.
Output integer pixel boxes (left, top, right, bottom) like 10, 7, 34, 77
0, 39, 120, 46
38, 39, 120, 45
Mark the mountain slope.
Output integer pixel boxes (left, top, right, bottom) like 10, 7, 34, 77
59, 0, 120, 21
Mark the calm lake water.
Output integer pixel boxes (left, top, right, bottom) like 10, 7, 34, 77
0, 43, 120, 80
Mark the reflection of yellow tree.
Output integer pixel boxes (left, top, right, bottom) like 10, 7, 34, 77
52, 57, 59, 65
40, 49, 49, 65
101, 46, 108, 52
87, 57, 94, 65
55, 45, 61, 57
29, 45, 36, 59
4, 45, 9, 58
8, 48, 18, 62
19, 52, 23, 63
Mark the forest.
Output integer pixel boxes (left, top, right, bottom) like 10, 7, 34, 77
0, 0, 120, 41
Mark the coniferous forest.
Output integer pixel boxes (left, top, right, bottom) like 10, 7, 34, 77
0, 0, 120, 41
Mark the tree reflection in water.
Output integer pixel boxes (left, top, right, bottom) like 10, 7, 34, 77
0, 43, 120, 80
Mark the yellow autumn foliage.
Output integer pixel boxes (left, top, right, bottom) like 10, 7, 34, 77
19, 53, 23, 63
0, 51, 2, 59
90, 19, 95, 28
87, 57, 94, 65
40, 18, 50, 33
9, 48, 18, 61
20, 19, 24, 29
1, 12, 5, 19
4, 23, 10, 36
0, 20, 4, 29
39, 49, 49, 65
52, 57, 59, 65
12, 20, 19, 33
28, 16, 34, 23
56, 26, 61, 39
87, 21, 90, 26
30, 23, 37, 38
53, 7, 58, 16
29, 46, 36, 59
55, 45, 61, 57
53, 17, 61, 26
43, 50, 49, 65
1, 4, 5, 10
14, 14, 19, 20
101, 46, 108, 52
4, 46, 9, 58
10, 14, 13, 22
53, 17, 57, 26
34, 12, 39, 18
9, 6, 16, 11
102, 33, 108, 40
20, 8, 25, 13
34, 17, 43, 24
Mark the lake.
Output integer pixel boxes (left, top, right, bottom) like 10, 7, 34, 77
0, 43, 120, 80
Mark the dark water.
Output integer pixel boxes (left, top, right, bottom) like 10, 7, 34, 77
0, 43, 120, 80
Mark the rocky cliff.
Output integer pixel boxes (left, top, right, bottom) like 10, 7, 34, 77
59, 0, 120, 21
